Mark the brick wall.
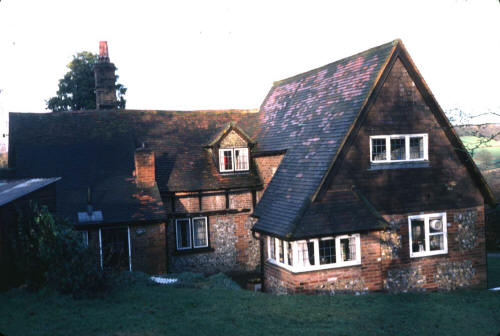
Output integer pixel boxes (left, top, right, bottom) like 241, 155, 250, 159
130, 223, 167, 274
263, 231, 382, 294
163, 183, 259, 275
134, 149, 155, 187
167, 212, 259, 274
262, 205, 486, 294
254, 154, 284, 200
381, 205, 486, 291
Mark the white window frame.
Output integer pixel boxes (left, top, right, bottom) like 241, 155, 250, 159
192, 216, 209, 248
266, 234, 361, 273
219, 148, 250, 172
175, 218, 192, 250
408, 212, 448, 258
175, 217, 209, 250
234, 147, 249, 171
219, 148, 235, 172
98, 226, 132, 271
370, 134, 428, 163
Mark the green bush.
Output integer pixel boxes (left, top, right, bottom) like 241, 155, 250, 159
8, 202, 110, 297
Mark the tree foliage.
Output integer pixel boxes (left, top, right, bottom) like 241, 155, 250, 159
46, 51, 127, 112
5, 202, 110, 297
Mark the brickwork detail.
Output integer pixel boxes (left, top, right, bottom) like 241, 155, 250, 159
169, 214, 259, 274
380, 218, 403, 260
316, 278, 367, 295
220, 130, 247, 148
130, 223, 167, 274
134, 149, 155, 187
265, 273, 289, 295
170, 217, 237, 274
384, 266, 426, 293
435, 260, 475, 290
454, 211, 478, 251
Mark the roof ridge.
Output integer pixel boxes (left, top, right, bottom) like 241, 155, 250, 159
273, 39, 400, 87
9, 109, 259, 116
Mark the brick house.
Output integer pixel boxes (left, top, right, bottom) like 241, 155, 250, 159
6, 40, 496, 292
251, 39, 497, 293
8, 43, 262, 275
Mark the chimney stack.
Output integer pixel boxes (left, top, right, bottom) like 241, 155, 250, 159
134, 145, 156, 187
94, 41, 117, 110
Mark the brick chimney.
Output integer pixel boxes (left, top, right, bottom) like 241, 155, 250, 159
134, 144, 156, 187
94, 41, 117, 110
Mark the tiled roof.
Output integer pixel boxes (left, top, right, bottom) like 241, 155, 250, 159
0, 177, 60, 207
9, 109, 260, 224
292, 189, 388, 239
252, 40, 398, 238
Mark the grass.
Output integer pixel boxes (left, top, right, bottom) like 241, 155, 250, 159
460, 136, 500, 148
489, 255, 500, 288
0, 259, 500, 336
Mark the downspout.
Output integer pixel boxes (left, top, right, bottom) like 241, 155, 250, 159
252, 230, 265, 292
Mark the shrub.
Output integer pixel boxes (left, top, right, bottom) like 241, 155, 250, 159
8, 202, 110, 297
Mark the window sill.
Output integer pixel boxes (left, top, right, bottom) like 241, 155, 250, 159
266, 258, 361, 274
173, 247, 214, 256
218, 170, 251, 175
410, 250, 447, 259
368, 161, 430, 171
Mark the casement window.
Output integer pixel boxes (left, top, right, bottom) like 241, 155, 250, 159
408, 212, 447, 258
99, 227, 131, 271
234, 148, 249, 171
370, 134, 428, 163
219, 148, 249, 172
267, 234, 361, 273
175, 217, 209, 251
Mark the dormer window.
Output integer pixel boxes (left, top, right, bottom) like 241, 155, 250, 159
370, 134, 428, 163
219, 147, 249, 172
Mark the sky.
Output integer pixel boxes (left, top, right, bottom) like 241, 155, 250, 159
0, 0, 499, 148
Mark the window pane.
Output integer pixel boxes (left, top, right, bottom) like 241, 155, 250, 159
270, 237, 275, 260
409, 136, 424, 159
371, 138, 386, 161
192, 218, 207, 248
430, 234, 445, 251
340, 237, 357, 261
390, 137, 406, 160
287, 242, 293, 266
277, 240, 284, 263
429, 217, 444, 233
307, 242, 315, 266
411, 219, 425, 253
221, 150, 233, 171
319, 239, 336, 265
235, 148, 249, 171
176, 219, 191, 249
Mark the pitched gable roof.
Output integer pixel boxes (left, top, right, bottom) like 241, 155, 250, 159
9, 109, 261, 224
252, 40, 398, 238
252, 39, 496, 239
205, 122, 254, 148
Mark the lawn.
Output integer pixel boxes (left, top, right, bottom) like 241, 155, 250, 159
0, 259, 500, 336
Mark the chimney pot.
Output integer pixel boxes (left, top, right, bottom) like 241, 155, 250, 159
94, 41, 117, 110
99, 41, 109, 61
